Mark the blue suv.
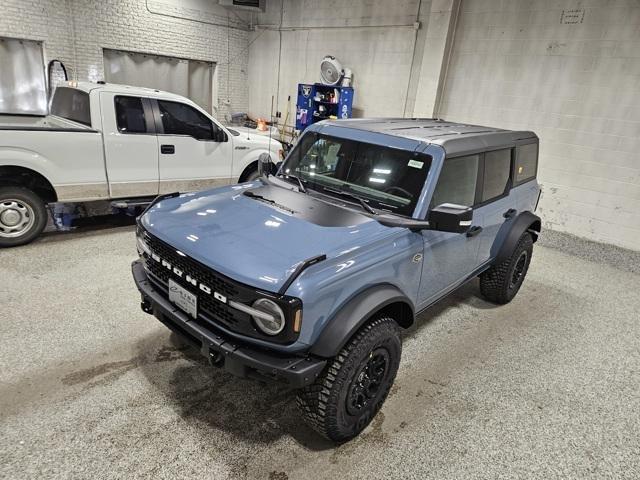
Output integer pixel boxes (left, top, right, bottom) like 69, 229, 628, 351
132, 119, 541, 441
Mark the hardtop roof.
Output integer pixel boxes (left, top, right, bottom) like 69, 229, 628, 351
315, 118, 537, 156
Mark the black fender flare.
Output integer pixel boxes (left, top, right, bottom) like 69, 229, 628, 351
492, 211, 541, 265
309, 284, 414, 358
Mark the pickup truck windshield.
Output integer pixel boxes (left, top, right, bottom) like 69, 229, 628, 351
282, 133, 431, 216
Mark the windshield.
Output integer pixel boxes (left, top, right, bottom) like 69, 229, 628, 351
281, 133, 431, 216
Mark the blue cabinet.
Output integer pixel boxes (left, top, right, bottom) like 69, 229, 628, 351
295, 83, 354, 131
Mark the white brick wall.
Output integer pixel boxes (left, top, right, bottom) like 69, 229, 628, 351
438, 0, 640, 251
0, 0, 250, 118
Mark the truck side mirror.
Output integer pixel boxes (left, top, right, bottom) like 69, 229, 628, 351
257, 153, 272, 177
428, 203, 473, 234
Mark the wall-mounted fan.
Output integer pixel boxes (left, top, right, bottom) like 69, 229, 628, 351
320, 55, 353, 87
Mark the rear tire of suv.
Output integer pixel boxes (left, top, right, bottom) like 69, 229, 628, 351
297, 316, 401, 442
0, 186, 47, 248
480, 232, 533, 304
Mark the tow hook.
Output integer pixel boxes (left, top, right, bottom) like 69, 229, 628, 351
208, 350, 224, 367
141, 297, 153, 314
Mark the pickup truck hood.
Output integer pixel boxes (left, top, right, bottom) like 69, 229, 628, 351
140, 181, 395, 293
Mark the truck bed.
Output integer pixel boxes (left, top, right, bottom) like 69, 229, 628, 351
0, 114, 93, 131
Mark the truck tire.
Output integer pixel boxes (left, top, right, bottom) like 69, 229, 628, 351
480, 232, 533, 304
297, 316, 401, 442
0, 186, 47, 248
245, 168, 260, 182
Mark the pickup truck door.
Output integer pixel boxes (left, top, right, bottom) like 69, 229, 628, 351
99, 92, 159, 197
152, 99, 234, 194
417, 154, 483, 307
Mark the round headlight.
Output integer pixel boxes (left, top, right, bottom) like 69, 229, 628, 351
251, 298, 285, 335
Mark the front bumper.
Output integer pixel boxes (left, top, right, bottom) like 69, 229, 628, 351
132, 260, 326, 388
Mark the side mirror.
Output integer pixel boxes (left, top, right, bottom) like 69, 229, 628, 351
257, 153, 272, 177
428, 203, 473, 234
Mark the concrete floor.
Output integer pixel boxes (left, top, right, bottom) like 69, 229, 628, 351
1, 224, 639, 479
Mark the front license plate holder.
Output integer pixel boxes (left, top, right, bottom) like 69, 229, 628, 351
168, 279, 197, 319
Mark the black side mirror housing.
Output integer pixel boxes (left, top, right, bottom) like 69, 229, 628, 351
428, 203, 473, 234
257, 153, 272, 177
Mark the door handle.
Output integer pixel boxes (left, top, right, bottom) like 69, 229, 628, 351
503, 208, 517, 219
160, 144, 175, 154
466, 226, 483, 238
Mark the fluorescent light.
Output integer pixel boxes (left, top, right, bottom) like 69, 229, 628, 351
373, 168, 391, 174
369, 177, 386, 184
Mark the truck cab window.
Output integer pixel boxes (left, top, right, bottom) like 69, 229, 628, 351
157, 100, 214, 141
115, 96, 147, 133
481, 149, 512, 202
430, 155, 479, 208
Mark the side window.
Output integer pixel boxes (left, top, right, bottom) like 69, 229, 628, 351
431, 155, 479, 208
515, 143, 538, 184
115, 96, 147, 134
157, 100, 214, 140
481, 149, 512, 202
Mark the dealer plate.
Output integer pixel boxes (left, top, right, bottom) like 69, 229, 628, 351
168, 279, 197, 318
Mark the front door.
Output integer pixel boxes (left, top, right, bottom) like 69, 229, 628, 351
418, 153, 483, 307
100, 92, 159, 198
153, 99, 234, 194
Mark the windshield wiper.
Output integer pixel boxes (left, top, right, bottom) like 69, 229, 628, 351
279, 174, 307, 193
322, 187, 377, 215
243, 190, 275, 204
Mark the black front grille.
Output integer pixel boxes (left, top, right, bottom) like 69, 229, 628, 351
140, 229, 301, 344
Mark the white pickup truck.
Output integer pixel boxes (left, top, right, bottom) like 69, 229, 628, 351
0, 82, 282, 247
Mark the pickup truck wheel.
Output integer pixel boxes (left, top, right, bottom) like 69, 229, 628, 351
244, 167, 260, 182
480, 232, 533, 304
0, 187, 47, 248
297, 316, 401, 442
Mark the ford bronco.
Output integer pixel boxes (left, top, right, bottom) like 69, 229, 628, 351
132, 118, 541, 441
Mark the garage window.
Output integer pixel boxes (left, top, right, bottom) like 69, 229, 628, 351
481, 149, 512, 202
515, 143, 538, 185
0, 37, 46, 115
115, 96, 147, 134
431, 155, 479, 208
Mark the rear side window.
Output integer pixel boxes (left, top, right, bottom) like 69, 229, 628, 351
515, 143, 538, 184
157, 100, 213, 140
481, 149, 511, 202
50, 87, 91, 126
431, 154, 479, 208
115, 96, 147, 133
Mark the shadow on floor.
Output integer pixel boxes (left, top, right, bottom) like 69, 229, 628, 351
134, 279, 497, 451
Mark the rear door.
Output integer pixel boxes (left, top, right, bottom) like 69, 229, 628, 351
100, 92, 159, 197
473, 148, 517, 265
152, 99, 234, 194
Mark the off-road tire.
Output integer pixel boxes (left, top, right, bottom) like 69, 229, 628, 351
0, 186, 47, 248
297, 316, 401, 442
244, 168, 260, 182
480, 232, 533, 304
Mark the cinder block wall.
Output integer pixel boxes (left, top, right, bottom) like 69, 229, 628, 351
0, 0, 250, 118
248, 0, 430, 121
438, 0, 640, 250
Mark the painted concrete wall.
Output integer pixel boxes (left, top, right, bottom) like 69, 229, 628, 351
248, 0, 430, 122
437, 0, 640, 251
0, 0, 251, 118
